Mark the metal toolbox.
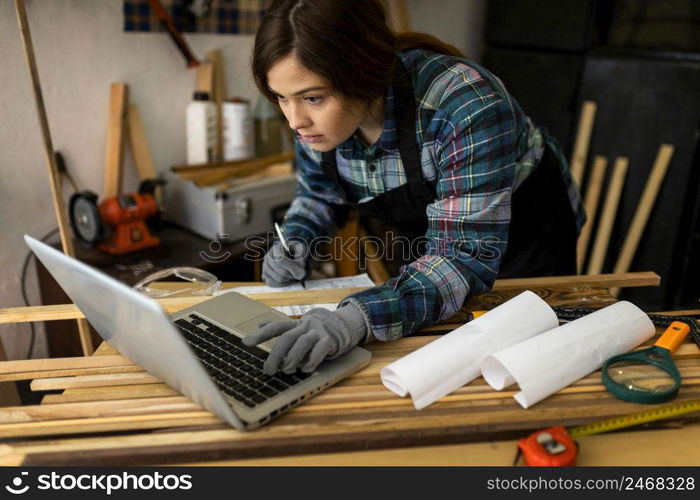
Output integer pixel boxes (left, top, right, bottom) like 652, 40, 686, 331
165, 173, 297, 242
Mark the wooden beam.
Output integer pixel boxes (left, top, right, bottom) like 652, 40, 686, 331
207, 50, 226, 161
126, 104, 157, 180
577, 155, 607, 273
195, 61, 214, 95
0, 272, 660, 325
383, 0, 411, 31
15, 0, 93, 356
569, 100, 597, 187
171, 151, 294, 186
611, 144, 674, 296
103, 83, 128, 198
587, 157, 628, 275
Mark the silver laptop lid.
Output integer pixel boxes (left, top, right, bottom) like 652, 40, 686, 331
24, 235, 244, 430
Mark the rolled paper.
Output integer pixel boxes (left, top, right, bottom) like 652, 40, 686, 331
380, 290, 558, 410
481, 301, 655, 408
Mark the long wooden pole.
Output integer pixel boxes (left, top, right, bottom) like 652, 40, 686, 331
587, 157, 628, 275
611, 144, 674, 296
14, 0, 94, 356
576, 155, 607, 273
570, 101, 597, 187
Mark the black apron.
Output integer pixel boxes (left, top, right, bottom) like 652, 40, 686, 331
320, 60, 577, 279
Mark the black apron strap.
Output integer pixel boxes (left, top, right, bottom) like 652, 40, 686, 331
392, 59, 423, 184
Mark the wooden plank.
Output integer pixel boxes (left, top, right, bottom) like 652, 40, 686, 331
183, 424, 700, 466
42, 385, 178, 404
0, 355, 130, 375
195, 61, 214, 95
569, 100, 597, 187
126, 104, 157, 180
0, 355, 138, 382
172, 151, 294, 186
206, 50, 225, 161
0, 272, 660, 325
103, 82, 128, 198
383, 0, 411, 31
0, 412, 222, 439
587, 157, 628, 275
30, 372, 161, 392
611, 144, 674, 296
577, 155, 607, 273
0, 396, 199, 424
14, 0, 94, 356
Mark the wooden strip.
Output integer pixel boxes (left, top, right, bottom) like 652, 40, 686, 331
0, 272, 661, 325
14, 0, 93, 356
30, 372, 160, 392
207, 49, 225, 161
183, 424, 700, 466
0, 412, 221, 439
491, 271, 659, 290
587, 157, 628, 275
195, 61, 213, 95
384, 0, 411, 31
172, 152, 294, 186
103, 82, 128, 198
126, 104, 157, 180
569, 100, 597, 187
0, 396, 198, 423
577, 155, 607, 273
0, 365, 144, 383
612, 144, 674, 296
42, 385, 178, 404
0, 355, 130, 375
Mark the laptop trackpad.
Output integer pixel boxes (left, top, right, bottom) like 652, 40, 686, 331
236, 312, 289, 336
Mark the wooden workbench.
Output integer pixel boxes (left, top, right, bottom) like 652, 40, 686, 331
1, 272, 699, 466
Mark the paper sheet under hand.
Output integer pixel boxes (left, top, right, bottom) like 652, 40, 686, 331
214, 273, 375, 296
379, 290, 558, 410
272, 303, 338, 315
481, 301, 655, 409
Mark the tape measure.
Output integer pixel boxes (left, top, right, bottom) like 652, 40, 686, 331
517, 399, 700, 466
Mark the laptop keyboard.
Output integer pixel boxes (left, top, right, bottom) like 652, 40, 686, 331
174, 314, 312, 409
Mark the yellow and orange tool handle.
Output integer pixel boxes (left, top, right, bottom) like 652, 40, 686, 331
654, 321, 691, 353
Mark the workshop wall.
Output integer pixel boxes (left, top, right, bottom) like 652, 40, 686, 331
0, 0, 486, 360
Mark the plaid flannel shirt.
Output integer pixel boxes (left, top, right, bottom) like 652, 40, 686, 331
281, 49, 585, 342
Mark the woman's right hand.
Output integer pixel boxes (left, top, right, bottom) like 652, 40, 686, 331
262, 241, 309, 287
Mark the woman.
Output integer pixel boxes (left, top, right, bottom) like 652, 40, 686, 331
243, 0, 585, 375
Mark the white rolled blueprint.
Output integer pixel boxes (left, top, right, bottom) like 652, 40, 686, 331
380, 290, 558, 410
481, 301, 655, 409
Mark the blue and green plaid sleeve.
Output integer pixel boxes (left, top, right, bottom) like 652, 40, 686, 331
342, 92, 518, 341
281, 139, 347, 244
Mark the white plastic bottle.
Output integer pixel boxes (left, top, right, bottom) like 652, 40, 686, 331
186, 91, 216, 164
222, 98, 254, 161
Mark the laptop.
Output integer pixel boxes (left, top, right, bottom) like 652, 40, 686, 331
25, 235, 371, 430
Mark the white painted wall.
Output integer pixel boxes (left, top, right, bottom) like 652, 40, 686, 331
0, 0, 485, 360
409, 0, 487, 61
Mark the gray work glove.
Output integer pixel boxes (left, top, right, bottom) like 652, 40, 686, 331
243, 303, 368, 374
262, 240, 309, 287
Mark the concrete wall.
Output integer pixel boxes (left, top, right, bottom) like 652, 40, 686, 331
0, 0, 485, 360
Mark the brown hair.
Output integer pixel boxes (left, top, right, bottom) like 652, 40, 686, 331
252, 0, 465, 104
